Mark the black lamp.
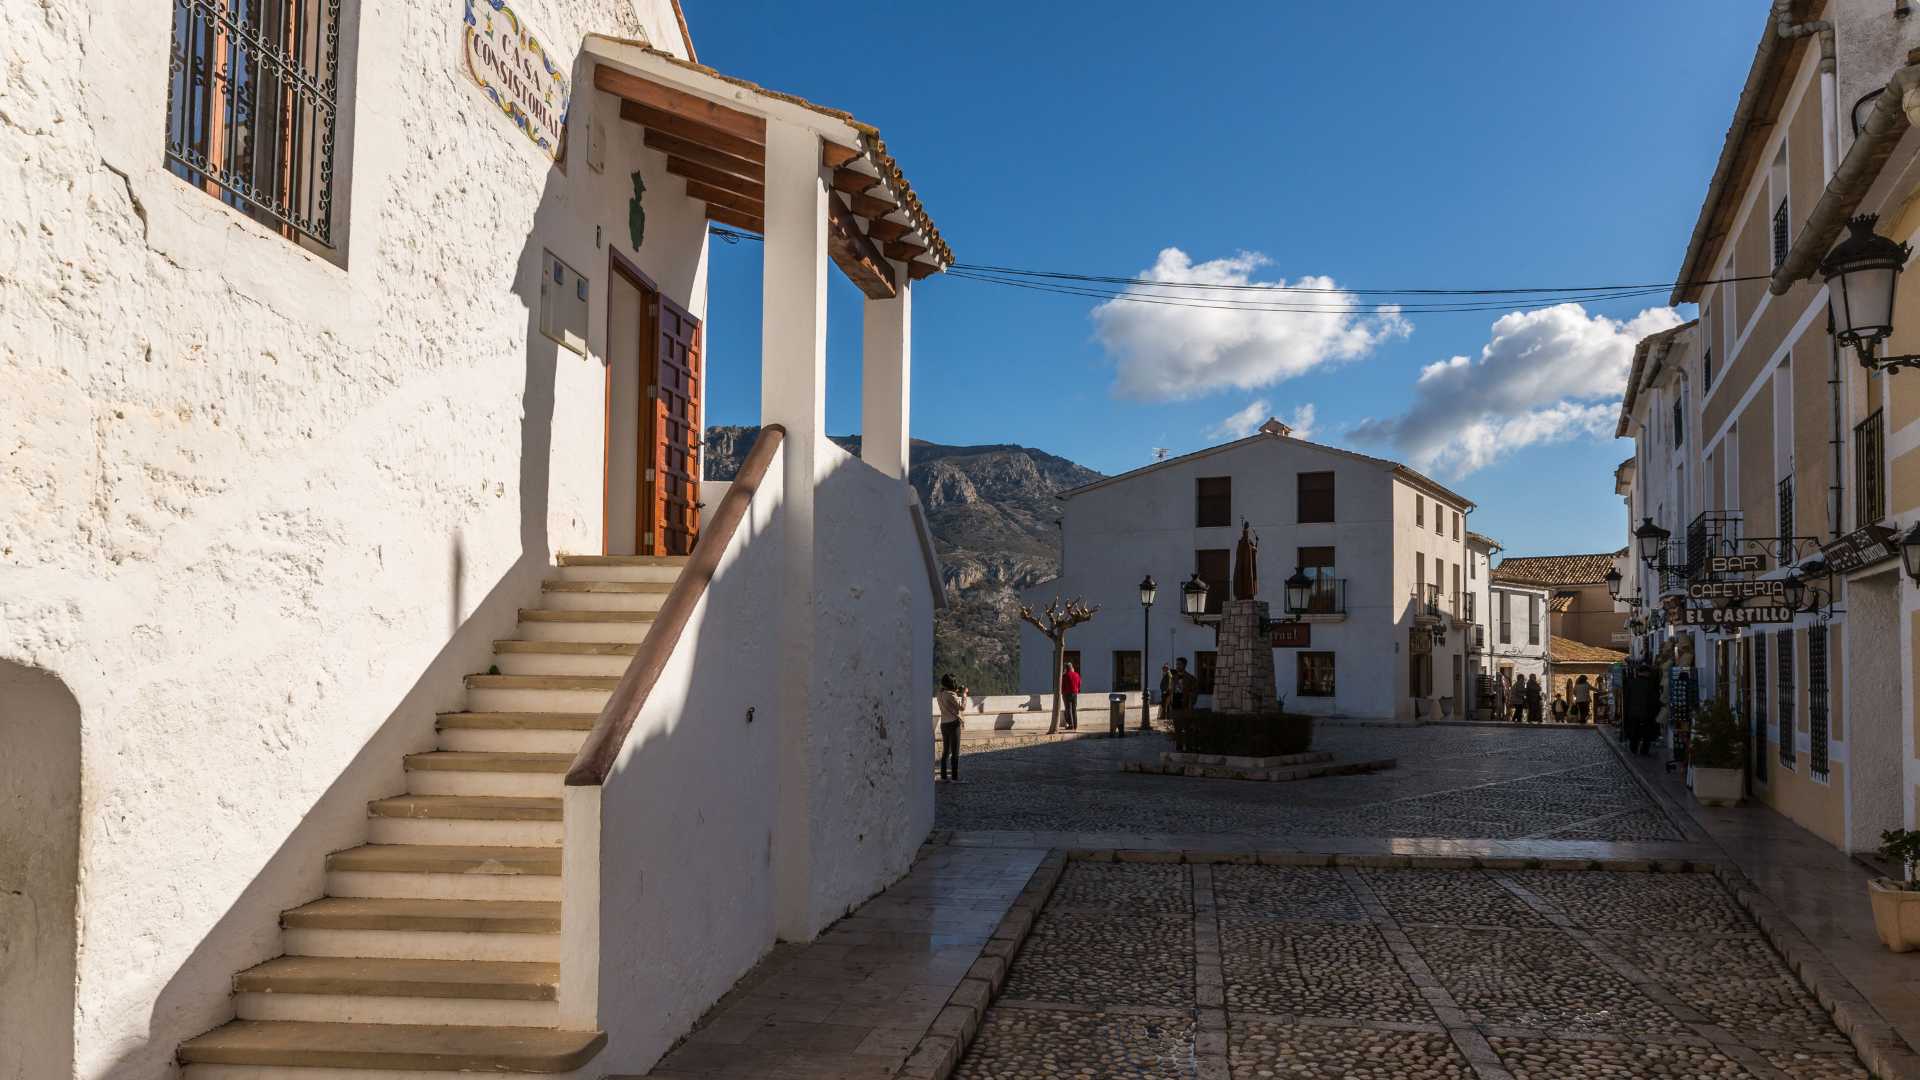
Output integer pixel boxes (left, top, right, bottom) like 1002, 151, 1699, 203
1902, 522, 1920, 584
1181, 573, 1208, 622
1634, 517, 1671, 566
1783, 572, 1808, 613
1283, 567, 1313, 617
1139, 575, 1158, 609
1822, 214, 1911, 368
1604, 566, 1623, 601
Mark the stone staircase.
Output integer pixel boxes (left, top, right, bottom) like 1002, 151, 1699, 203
178, 554, 684, 1078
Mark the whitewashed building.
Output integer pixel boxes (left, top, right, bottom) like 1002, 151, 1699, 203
1487, 577, 1553, 685
1, 2, 951, 1077
1018, 419, 1477, 724
1464, 531, 1500, 715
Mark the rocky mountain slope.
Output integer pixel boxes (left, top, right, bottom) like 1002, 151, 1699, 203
704, 426, 1101, 692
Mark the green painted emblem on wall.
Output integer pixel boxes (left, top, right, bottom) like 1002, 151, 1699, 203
628, 171, 646, 251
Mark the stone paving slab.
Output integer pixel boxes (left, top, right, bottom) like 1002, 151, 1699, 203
945, 855, 1876, 1080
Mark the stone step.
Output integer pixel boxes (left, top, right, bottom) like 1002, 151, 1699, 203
491, 641, 636, 678
514, 608, 658, 643
178, 1020, 604, 1074
434, 712, 596, 731
281, 898, 561, 962
236, 955, 558, 1000
325, 845, 561, 903
404, 752, 571, 799
368, 796, 563, 848
538, 581, 670, 613
463, 674, 616, 714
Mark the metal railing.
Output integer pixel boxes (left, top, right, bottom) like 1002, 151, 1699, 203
1685, 511, 1743, 580
1414, 584, 1442, 619
1473, 624, 1485, 650
1301, 577, 1345, 615
1856, 409, 1886, 527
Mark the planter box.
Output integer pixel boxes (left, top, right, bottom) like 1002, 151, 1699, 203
1691, 766, 1743, 807
1868, 878, 1920, 953
1170, 710, 1313, 758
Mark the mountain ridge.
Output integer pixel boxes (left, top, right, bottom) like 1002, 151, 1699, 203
704, 425, 1103, 692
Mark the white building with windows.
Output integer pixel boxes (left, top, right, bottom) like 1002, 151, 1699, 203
2, 2, 953, 1077
1018, 419, 1477, 724
1487, 575, 1553, 685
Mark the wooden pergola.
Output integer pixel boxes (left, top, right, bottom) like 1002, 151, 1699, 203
588, 43, 951, 301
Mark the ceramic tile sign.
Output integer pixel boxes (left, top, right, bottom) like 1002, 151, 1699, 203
463, 0, 570, 160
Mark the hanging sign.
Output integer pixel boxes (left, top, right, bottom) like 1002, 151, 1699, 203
1687, 578, 1785, 601
1704, 554, 1767, 576
1270, 622, 1311, 649
1678, 604, 1796, 627
1410, 626, 1434, 655
463, 0, 571, 160
1822, 524, 1898, 575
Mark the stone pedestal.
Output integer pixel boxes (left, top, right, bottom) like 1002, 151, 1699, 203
1213, 599, 1278, 714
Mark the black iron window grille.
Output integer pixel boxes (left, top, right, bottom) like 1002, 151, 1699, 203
1809, 625, 1829, 777
1777, 476, 1794, 549
166, 0, 340, 247
1777, 630, 1795, 769
1772, 197, 1790, 270
1856, 410, 1886, 527
1753, 635, 1768, 782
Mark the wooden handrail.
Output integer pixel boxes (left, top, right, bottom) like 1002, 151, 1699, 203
566, 424, 786, 786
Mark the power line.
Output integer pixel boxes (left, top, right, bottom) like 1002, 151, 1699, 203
705, 225, 1730, 314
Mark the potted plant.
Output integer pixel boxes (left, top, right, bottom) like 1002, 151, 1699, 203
1869, 829, 1920, 952
1688, 698, 1745, 807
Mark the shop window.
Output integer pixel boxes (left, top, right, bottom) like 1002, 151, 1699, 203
1809, 625, 1828, 777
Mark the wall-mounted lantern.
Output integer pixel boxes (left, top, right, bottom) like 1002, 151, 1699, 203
1901, 522, 1920, 584
1283, 567, 1313, 620
1181, 573, 1209, 624
1634, 518, 1671, 568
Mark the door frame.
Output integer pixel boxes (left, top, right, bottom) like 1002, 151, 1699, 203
604, 248, 660, 556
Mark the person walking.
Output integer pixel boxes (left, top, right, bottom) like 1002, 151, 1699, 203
1495, 670, 1512, 722
1570, 675, 1591, 724
1550, 692, 1570, 724
1060, 661, 1081, 730
936, 674, 967, 783
1506, 675, 1526, 724
1158, 664, 1173, 721
1525, 674, 1544, 725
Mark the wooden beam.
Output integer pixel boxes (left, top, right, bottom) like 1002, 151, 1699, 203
618, 100, 765, 164
685, 179, 763, 218
829, 169, 881, 195
865, 219, 912, 244
595, 64, 766, 145
883, 240, 926, 262
666, 156, 766, 202
705, 204, 764, 233
822, 141, 861, 168
826, 191, 896, 300
849, 191, 897, 219
643, 130, 763, 184
908, 260, 941, 281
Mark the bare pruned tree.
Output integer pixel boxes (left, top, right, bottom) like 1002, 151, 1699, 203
1018, 597, 1100, 734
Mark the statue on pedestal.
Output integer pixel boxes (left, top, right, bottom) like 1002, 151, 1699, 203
1232, 522, 1259, 601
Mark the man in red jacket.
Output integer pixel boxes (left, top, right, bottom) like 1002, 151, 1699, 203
1060, 661, 1081, 730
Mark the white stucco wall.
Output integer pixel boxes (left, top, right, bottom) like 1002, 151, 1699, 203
800, 442, 936, 931
0, 2, 720, 1075
1018, 435, 1471, 723
591, 441, 785, 1073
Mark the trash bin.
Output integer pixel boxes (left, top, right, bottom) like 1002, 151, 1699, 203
1108, 693, 1127, 736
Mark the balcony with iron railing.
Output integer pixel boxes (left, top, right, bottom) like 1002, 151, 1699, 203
1413, 583, 1442, 623
1300, 577, 1346, 617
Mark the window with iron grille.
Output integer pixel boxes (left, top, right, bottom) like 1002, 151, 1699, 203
1778, 474, 1794, 542
1777, 630, 1795, 768
166, 0, 341, 248
1753, 635, 1768, 782
1673, 397, 1685, 448
1772, 197, 1790, 270
1809, 625, 1829, 777
1703, 348, 1714, 390
1856, 410, 1886, 526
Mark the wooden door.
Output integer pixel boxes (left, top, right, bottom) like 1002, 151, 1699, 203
645, 293, 703, 556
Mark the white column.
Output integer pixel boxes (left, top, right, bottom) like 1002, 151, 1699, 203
760, 121, 829, 941
861, 268, 912, 480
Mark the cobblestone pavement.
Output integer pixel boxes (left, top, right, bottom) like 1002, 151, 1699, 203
953, 861, 1871, 1079
937, 726, 1682, 843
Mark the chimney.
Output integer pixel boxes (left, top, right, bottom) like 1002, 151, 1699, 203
1257, 417, 1292, 437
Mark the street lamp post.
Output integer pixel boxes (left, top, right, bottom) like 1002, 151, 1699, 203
1139, 575, 1157, 732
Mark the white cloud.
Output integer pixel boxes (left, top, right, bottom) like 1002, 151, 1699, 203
1348, 303, 1682, 478
1284, 403, 1316, 442
1092, 248, 1410, 401
1209, 399, 1270, 440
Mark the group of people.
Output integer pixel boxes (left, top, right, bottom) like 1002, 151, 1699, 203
1492, 671, 1597, 725
1055, 657, 1197, 733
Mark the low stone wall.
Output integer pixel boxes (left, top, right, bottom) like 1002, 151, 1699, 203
1124, 750, 1396, 782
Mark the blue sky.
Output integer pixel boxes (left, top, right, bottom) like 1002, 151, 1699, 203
690, 1, 1760, 558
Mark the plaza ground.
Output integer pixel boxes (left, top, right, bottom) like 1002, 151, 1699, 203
636, 725, 1919, 1079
